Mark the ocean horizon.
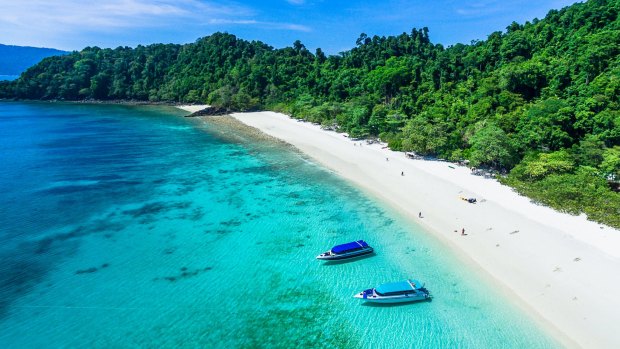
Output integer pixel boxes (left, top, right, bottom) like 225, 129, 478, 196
0, 101, 561, 348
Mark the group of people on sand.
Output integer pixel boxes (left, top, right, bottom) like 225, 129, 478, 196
418, 211, 466, 236
382, 146, 468, 237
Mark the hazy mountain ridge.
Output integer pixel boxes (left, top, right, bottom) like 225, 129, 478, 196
0, 44, 67, 75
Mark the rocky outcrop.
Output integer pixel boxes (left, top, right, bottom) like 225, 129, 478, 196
186, 106, 233, 117
186, 105, 261, 117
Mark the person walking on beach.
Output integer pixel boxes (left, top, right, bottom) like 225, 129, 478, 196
461, 228, 466, 236
401, 171, 404, 176
418, 212, 422, 218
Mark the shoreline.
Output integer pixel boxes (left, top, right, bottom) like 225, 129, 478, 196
0, 99, 211, 112
221, 110, 620, 348
175, 104, 210, 113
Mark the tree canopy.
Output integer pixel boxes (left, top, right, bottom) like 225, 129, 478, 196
1, 0, 619, 227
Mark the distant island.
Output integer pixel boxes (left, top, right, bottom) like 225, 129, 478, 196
0, 44, 66, 77
1, 0, 618, 228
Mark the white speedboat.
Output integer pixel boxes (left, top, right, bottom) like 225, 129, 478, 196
316, 240, 373, 260
354, 279, 431, 303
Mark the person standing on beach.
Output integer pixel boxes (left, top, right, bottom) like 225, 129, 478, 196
461, 228, 465, 236
418, 212, 422, 218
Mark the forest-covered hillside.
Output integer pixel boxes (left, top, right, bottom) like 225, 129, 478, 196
1, 0, 618, 227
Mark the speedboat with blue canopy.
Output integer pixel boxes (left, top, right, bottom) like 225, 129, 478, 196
354, 279, 431, 303
316, 240, 374, 260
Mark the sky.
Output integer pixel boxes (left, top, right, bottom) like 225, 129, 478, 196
0, 0, 581, 54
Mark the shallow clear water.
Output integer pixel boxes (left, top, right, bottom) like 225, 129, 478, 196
0, 102, 561, 348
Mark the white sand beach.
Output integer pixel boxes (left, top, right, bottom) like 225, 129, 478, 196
229, 111, 620, 349
176, 104, 210, 113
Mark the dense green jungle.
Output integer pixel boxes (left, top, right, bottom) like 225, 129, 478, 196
1, 0, 618, 227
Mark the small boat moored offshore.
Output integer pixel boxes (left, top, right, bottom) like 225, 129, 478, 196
354, 279, 431, 303
316, 240, 374, 260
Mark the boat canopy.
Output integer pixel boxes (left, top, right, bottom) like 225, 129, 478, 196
331, 240, 369, 254
376, 279, 421, 295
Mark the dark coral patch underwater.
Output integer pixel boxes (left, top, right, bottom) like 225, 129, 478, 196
122, 201, 192, 218
153, 266, 213, 282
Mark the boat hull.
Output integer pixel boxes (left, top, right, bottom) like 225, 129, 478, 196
354, 293, 430, 303
316, 247, 373, 260
354, 281, 431, 303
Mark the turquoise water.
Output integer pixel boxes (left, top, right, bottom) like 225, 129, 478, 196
0, 102, 561, 348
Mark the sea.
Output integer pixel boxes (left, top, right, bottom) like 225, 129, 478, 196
0, 101, 562, 348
